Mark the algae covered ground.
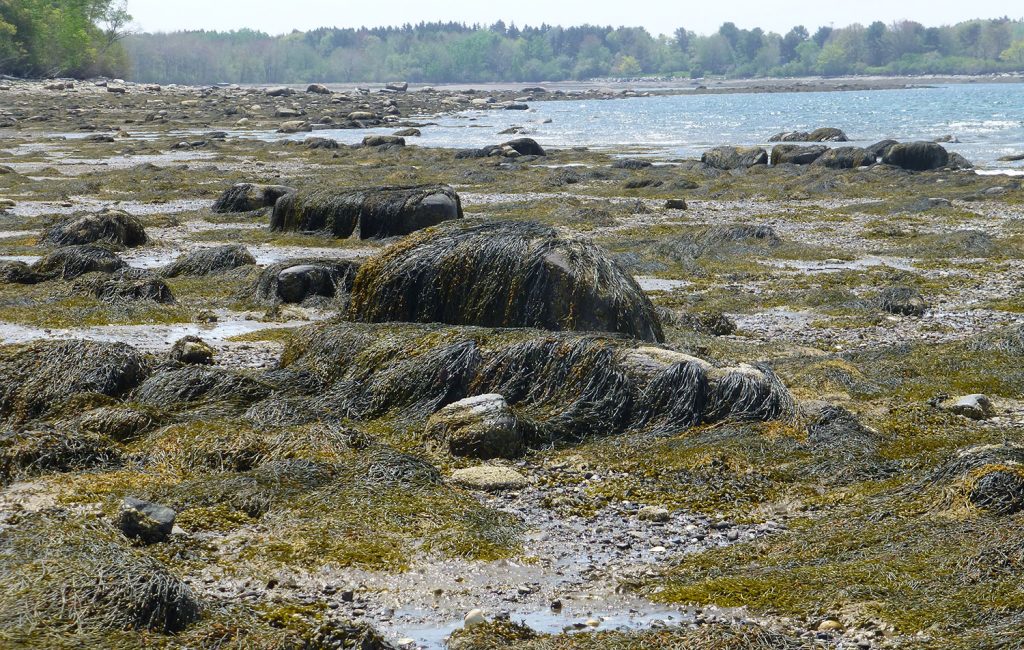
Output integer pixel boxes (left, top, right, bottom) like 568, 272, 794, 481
1, 79, 1024, 650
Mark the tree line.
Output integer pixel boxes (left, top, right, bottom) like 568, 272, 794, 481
0, 0, 131, 78
124, 18, 1024, 85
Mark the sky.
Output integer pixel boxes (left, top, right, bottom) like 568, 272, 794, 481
124, 0, 1021, 37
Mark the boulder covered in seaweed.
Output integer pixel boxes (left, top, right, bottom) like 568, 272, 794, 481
162, 244, 255, 277
88, 268, 175, 303
933, 444, 1024, 515
0, 340, 151, 424
280, 321, 796, 448
211, 182, 296, 213
348, 220, 664, 343
42, 209, 148, 248
882, 141, 951, 171
701, 146, 768, 170
270, 184, 463, 240
249, 257, 362, 305
32, 245, 127, 280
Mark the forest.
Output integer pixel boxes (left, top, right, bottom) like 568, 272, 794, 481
0, 0, 131, 78
123, 18, 1024, 84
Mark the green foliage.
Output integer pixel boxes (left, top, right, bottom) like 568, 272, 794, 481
0, 0, 130, 78
122, 17, 1024, 84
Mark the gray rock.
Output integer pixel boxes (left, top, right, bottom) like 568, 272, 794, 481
169, 335, 215, 365
425, 394, 523, 459
770, 144, 828, 165
945, 394, 995, 420
701, 146, 768, 170
118, 497, 176, 544
882, 141, 950, 171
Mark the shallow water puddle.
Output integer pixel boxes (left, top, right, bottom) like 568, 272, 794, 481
767, 255, 915, 273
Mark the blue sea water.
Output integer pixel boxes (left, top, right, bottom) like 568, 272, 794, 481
274, 83, 1024, 169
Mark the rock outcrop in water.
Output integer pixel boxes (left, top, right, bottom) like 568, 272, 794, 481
348, 220, 664, 342
270, 184, 463, 240
882, 141, 950, 171
769, 128, 849, 142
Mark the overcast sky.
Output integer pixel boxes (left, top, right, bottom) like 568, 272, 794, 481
124, 0, 1021, 38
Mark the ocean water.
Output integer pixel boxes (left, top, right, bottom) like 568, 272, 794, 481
272, 83, 1024, 169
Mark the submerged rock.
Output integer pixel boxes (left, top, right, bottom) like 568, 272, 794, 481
425, 394, 524, 460
348, 220, 664, 342
162, 244, 255, 277
212, 182, 296, 213
271, 184, 462, 240
42, 209, 147, 248
701, 146, 768, 170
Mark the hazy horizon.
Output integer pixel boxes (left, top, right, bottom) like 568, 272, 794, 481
124, 0, 1023, 38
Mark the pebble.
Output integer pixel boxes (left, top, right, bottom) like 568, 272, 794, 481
464, 608, 487, 628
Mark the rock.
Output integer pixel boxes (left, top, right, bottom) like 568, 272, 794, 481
997, 152, 1024, 162
392, 128, 421, 137
807, 127, 848, 142
304, 136, 339, 149
32, 245, 126, 280
271, 184, 462, 239
502, 137, 545, 156
85, 133, 115, 143
944, 394, 995, 421
882, 141, 950, 171
0, 165, 16, 175
638, 505, 670, 522
169, 335, 215, 365
865, 139, 899, 160
812, 146, 874, 169
118, 497, 176, 544
106, 84, 126, 94
212, 183, 295, 213
425, 394, 524, 460
701, 146, 768, 170
948, 152, 974, 170
362, 135, 405, 147
265, 86, 294, 97
768, 131, 811, 142
42, 209, 147, 248
664, 199, 688, 210
162, 244, 256, 277
612, 159, 653, 170
260, 260, 360, 304
770, 144, 827, 165
275, 107, 302, 118
817, 619, 843, 632
385, 81, 409, 92
452, 465, 529, 491
348, 111, 376, 121
504, 103, 529, 110
277, 120, 311, 133
464, 609, 487, 628
585, 618, 602, 628
876, 286, 928, 317
306, 83, 331, 94
92, 269, 175, 304
0, 261, 41, 284
934, 134, 959, 143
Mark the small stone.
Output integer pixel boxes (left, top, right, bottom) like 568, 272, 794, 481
117, 497, 176, 544
637, 505, 670, 522
585, 617, 602, 628
664, 199, 688, 210
818, 619, 843, 632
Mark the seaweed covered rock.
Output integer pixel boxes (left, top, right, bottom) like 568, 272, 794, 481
362, 135, 405, 147
701, 146, 768, 170
866, 139, 899, 159
77, 405, 155, 440
934, 445, 1024, 515
162, 244, 255, 277
0, 513, 202, 634
89, 268, 175, 303
882, 141, 950, 171
32, 245, 127, 280
250, 258, 362, 305
812, 146, 874, 169
456, 138, 547, 159
211, 183, 296, 213
169, 335, 215, 365
42, 209, 147, 248
503, 137, 545, 156
133, 365, 272, 409
425, 394, 523, 459
0, 426, 122, 484
0, 260, 41, 284
876, 286, 928, 317
769, 128, 849, 142
271, 184, 463, 240
281, 321, 796, 446
770, 144, 827, 165
348, 220, 664, 342
940, 394, 995, 421
0, 340, 151, 423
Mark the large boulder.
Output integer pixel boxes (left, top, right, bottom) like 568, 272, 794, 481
162, 244, 255, 277
503, 137, 545, 156
701, 146, 768, 170
32, 245, 127, 280
812, 146, 874, 169
425, 394, 524, 459
865, 139, 899, 160
91, 269, 175, 304
882, 141, 950, 171
348, 220, 665, 342
250, 258, 362, 305
271, 184, 463, 240
42, 209, 147, 248
770, 144, 827, 165
212, 183, 296, 213
0, 340, 151, 423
